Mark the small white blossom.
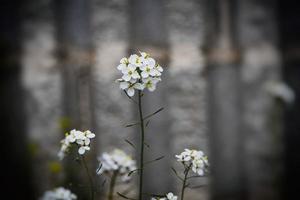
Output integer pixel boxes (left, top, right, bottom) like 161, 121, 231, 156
151, 192, 178, 200
96, 149, 136, 182
40, 187, 77, 200
58, 129, 95, 160
175, 149, 208, 176
116, 52, 163, 97
265, 81, 295, 104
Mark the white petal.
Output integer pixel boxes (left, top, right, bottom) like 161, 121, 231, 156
121, 68, 129, 74
122, 74, 131, 81
157, 65, 163, 72
76, 139, 84, 145
120, 57, 128, 64
141, 71, 149, 78
128, 64, 136, 71
78, 147, 85, 155
128, 54, 138, 64
115, 78, 123, 83
149, 69, 157, 76
85, 138, 90, 145
132, 71, 141, 79
134, 83, 145, 90
127, 88, 135, 97
139, 64, 146, 71
197, 169, 204, 176
167, 193, 172, 198
87, 133, 95, 138
117, 63, 127, 70
120, 82, 130, 89
147, 58, 155, 67
140, 52, 148, 58
148, 83, 156, 92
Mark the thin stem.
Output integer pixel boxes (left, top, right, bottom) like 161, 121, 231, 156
108, 171, 118, 200
82, 155, 95, 200
180, 164, 192, 200
138, 90, 145, 200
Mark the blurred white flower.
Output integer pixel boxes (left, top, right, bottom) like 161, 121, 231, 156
116, 52, 163, 96
175, 149, 208, 176
265, 81, 295, 104
166, 193, 178, 200
58, 129, 95, 160
96, 149, 136, 181
40, 187, 77, 200
151, 192, 178, 200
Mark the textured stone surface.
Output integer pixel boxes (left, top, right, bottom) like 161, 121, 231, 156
239, 1, 283, 200
22, 21, 62, 195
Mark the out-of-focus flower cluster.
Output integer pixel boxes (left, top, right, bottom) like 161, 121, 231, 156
116, 52, 163, 97
265, 81, 295, 104
58, 129, 95, 160
96, 149, 136, 181
175, 149, 209, 176
151, 193, 178, 200
40, 187, 77, 200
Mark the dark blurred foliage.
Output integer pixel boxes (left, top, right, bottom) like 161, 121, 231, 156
0, 0, 34, 199
279, 0, 300, 199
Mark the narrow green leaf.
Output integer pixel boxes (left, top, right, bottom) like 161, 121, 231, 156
143, 107, 164, 120
117, 192, 137, 200
144, 156, 165, 165
128, 168, 139, 177
124, 139, 136, 149
125, 122, 140, 127
144, 142, 150, 148
171, 167, 184, 182
123, 90, 138, 104
145, 120, 150, 127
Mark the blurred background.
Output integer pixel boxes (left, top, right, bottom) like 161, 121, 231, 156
1, 0, 299, 199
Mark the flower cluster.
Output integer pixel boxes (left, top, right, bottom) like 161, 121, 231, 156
116, 52, 163, 97
58, 129, 95, 160
151, 193, 178, 200
175, 149, 209, 176
96, 149, 136, 181
40, 187, 77, 200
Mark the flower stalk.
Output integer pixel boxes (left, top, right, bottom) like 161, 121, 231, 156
138, 90, 145, 200
81, 155, 94, 200
180, 163, 192, 200
108, 171, 118, 200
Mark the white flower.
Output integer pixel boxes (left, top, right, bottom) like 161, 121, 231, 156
119, 81, 144, 97
129, 54, 143, 66
151, 192, 177, 200
140, 58, 156, 78
97, 149, 136, 181
58, 129, 95, 159
143, 77, 161, 92
116, 52, 163, 96
40, 187, 77, 200
265, 81, 295, 104
166, 193, 178, 200
78, 146, 90, 155
121, 64, 140, 81
175, 149, 208, 176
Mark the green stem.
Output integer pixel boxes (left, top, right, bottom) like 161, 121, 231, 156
138, 91, 145, 200
82, 155, 95, 200
108, 171, 118, 200
180, 164, 192, 200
